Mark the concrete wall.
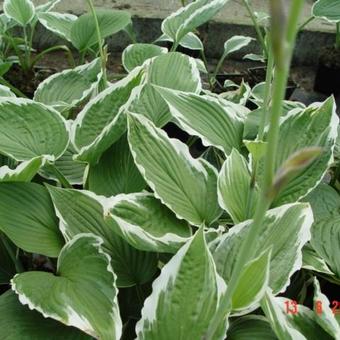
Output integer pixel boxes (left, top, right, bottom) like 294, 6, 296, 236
1, 0, 337, 65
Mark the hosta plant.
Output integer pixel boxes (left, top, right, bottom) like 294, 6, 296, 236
0, 0, 339, 339
312, 0, 340, 49
1, 0, 73, 77
38, 0, 133, 82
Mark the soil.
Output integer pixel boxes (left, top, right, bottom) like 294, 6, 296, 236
3, 51, 128, 98
4, 64, 56, 97
318, 46, 340, 69
211, 59, 314, 95
3, 51, 324, 150
2, 50, 318, 103
314, 46, 340, 95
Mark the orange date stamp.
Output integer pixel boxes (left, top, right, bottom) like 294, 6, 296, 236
284, 299, 340, 315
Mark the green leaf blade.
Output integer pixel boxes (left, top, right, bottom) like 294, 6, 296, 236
162, 0, 228, 43
223, 35, 253, 56
34, 58, 102, 116
0, 290, 91, 339
38, 12, 77, 41
0, 182, 64, 257
135, 228, 227, 339
218, 149, 259, 223
313, 0, 340, 22
232, 248, 271, 313
88, 134, 146, 196
12, 234, 122, 339
73, 67, 143, 164
122, 43, 167, 72
129, 53, 201, 127
71, 9, 131, 52
47, 186, 158, 287
148, 52, 201, 93
105, 192, 192, 253
156, 87, 243, 154
270, 97, 338, 205
0, 98, 69, 161
212, 203, 313, 296
127, 112, 221, 226
226, 315, 277, 340
3, 0, 35, 26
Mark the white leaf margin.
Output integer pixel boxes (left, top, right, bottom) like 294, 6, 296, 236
37, 12, 77, 41
215, 203, 313, 294
11, 233, 122, 339
155, 86, 243, 153
0, 97, 70, 162
0, 156, 46, 182
34, 58, 102, 113
175, 0, 228, 42
127, 111, 220, 226
313, 277, 340, 339
135, 229, 227, 337
3, 0, 35, 26
102, 192, 191, 252
312, 0, 340, 23
71, 65, 144, 161
276, 98, 339, 203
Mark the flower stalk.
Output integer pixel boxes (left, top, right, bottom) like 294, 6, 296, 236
204, 1, 305, 338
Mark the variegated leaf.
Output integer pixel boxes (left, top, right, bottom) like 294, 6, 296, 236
212, 203, 313, 297
12, 234, 122, 339
0, 98, 69, 161
47, 186, 158, 287
135, 228, 228, 339
156, 87, 243, 154
73, 67, 143, 164
127, 112, 221, 226
34, 58, 102, 116
104, 192, 192, 253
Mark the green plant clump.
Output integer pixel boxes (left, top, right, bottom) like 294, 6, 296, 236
0, 0, 339, 339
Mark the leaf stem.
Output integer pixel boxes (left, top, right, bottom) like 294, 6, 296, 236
241, 0, 267, 58
135, 284, 144, 306
86, 0, 107, 86
298, 16, 314, 31
200, 50, 214, 89
213, 52, 227, 80
204, 1, 304, 338
0, 77, 28, 97
5, 34, 26, 71
47, 163, 73, 189
336, 22, 340, 50
245, 161, 257, 219
257, 38, 274, 141
31, 45, 75, 68
170, 41, 179, 52
27, 22, 37, 69
22, 25, 30, 72
79, 50, 86, 65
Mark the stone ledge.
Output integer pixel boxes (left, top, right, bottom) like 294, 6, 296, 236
0, 0, 337, 66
